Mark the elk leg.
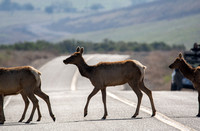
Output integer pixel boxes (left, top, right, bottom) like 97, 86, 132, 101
36, 104, 42, 121
25, 92, 39, 123
34, 89, 55, 121
139, 80, 156, 117
0, 94, 5, 124
101, 88, 108, 120
197, 91, 200, 117
128, 81, 143, 118
19, 91, 30, 122
84, 88, 100, 117
19, 91, 42, 122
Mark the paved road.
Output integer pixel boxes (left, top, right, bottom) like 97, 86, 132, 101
1, 54, 200, 131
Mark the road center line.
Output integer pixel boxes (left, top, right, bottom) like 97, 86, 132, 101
107, 92, 196, 131
4, 96, 12, 109
70, 54, 196, 131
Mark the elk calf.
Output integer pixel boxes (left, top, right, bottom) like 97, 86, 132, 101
63, 46, 156, 119
0, 66, 55, 124
169, 53, 200, 117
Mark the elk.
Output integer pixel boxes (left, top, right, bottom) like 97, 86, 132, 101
0, 66, 55, 124
63, 46, 156, 119
169, 52, 200, 117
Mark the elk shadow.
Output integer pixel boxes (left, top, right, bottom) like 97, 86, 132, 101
0, 122, 37, 127
66, 116, 152, 123
171, 115, 199, 119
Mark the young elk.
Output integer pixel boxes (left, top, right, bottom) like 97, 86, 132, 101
63, 47, 156, 119
169, 52, 200, 117
0, 66, 55, 124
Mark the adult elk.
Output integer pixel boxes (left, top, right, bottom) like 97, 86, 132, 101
169, 53, 200, 117
63, 46, 156, 119
0, 66, 55, 124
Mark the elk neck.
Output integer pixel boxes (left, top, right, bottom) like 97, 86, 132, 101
179, 59, 195, 81
75, 57, 93, 79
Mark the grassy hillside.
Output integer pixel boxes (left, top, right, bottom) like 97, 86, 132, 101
0, 11, 84, 44
0, 11, 68, 28
0, 0, 199, 47
2, 0, 132, 11
50, 0, 200, 33
64, 14, 200, 49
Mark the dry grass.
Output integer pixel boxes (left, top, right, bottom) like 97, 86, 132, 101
124, 50, 180, 91
0, 50, 57, 69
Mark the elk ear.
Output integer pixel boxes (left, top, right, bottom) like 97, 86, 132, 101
179, 52, 183, 59
76, 46, 81, 52
80, 47, 84, 54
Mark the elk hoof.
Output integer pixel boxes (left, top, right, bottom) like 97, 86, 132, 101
132, 113, 138, 118
37, 118, 41, 122
131, 115, 137, 118
101, 116, 107, 120
18, 119, 23, 122
84, 112, 87, 117
151, 111, 156, 117
196, 114, 200, 117
52, 117, 56, 122
18, 117, 24, 122
37, 116, 42, 122
25, 119, 31, 124
0, 119, 5, 124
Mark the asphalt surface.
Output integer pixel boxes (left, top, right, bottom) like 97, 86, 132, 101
1, 54, 200, 131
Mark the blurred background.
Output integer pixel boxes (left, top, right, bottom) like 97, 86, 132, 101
0, 0, 200, 90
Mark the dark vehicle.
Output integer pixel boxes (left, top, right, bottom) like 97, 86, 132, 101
171, 43, 200, 90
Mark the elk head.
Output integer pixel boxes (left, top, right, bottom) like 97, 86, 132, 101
63, 46, 84, 65
169, 52, 183, 69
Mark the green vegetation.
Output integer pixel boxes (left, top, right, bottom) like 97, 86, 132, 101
0, 39, 185, 54
163, 75, 171, 84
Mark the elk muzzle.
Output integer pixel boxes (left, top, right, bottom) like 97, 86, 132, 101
169, 64, 174, 69
63, 59, 68, 64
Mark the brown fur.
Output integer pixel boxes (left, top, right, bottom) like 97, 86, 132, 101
63, 47, 156, 119
169, 53, 200, 117
0, 66, 55, 124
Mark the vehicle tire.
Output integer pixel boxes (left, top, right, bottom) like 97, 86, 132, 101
171, 83, 178, 91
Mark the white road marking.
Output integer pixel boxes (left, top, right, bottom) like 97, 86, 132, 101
107, 92, 196, 131
4, 96, 12, 109
70, 54, 196, 131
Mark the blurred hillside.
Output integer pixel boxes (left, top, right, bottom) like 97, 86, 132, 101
0, 0, 200, 48
0, 0, 151, 12
50, 0, 200, 33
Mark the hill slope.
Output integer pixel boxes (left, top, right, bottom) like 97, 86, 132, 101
64, 14, 200, 49
49, 0, 200, 33
0, 0, 200, 47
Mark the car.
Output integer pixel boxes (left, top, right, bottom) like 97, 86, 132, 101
171, 69, 193, 90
